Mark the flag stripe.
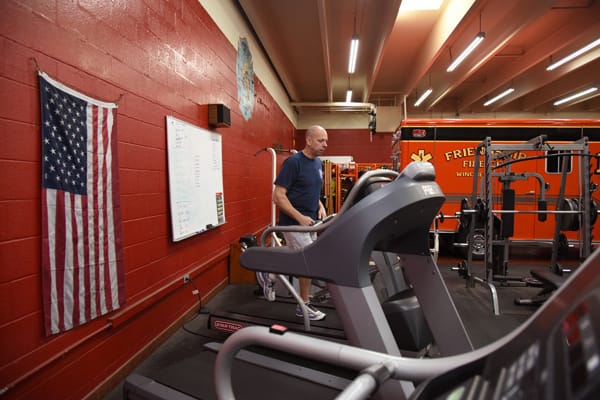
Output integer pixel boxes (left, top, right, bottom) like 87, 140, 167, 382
39, 72, 124, 336
74, 194, 84, 326
64, 192, 74, 331
86, 105, 97, 322
105, 108, 121, 310
41, 190, 51, 331
91, 104, 100, 317
55, 191, 66, 333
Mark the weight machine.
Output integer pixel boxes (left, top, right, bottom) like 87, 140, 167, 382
457, 135, 594, 315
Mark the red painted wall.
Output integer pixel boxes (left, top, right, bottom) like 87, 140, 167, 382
0, 1, 293, 398
295, 128, 394, 163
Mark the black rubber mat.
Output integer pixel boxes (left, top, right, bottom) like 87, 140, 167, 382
107, 252, 581, 400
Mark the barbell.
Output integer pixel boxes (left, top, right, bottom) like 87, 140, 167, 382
456, 197, 598, 231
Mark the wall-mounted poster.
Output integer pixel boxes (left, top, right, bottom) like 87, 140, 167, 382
237, 37, 254, 121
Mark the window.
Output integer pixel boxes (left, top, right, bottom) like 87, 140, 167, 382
546, 150, 572, 174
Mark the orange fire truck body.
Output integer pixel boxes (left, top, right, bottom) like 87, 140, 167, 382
392, 119, 600, 249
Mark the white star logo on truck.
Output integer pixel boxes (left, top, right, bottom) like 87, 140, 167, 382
411, 149, 432, 162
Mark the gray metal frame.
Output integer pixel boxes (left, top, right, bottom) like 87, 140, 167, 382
464, 135, 592, 314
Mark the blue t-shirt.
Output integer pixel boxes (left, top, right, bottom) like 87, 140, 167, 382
274, 152, 323, 226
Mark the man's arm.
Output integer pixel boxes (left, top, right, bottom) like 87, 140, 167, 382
317, 200, 326, 220
272, 185, 314, 226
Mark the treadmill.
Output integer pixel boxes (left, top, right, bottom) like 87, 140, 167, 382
238, 161, 473, 398
216, 245, 600, 400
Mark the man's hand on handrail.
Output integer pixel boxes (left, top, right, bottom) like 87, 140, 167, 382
260, 214, 337, 246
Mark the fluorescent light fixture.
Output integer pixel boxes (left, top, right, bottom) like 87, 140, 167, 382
400, 0, 443, 11
346, 89, 353, 103
547, 37, 600, 71
348, 35, 359, 74
447, 32, 485, 72
553, 87, 598, 106
414, 88, 433, 106
483, 88, 515, 106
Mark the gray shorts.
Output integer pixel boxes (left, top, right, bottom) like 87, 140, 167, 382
282, 231, 316, 250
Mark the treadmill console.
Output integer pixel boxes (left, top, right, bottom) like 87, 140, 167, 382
411, 269, 600, 400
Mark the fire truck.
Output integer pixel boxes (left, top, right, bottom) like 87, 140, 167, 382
391, 119, 600, 260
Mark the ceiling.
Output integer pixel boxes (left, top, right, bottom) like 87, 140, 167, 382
236, 0, 600, 118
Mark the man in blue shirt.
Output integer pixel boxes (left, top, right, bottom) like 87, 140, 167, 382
258, 125, 328, 320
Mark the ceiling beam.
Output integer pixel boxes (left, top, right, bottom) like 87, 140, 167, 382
518, 58, 600, 111
363, 0, 402, 102
426, 0, 556, 110
400, 0, 477, 98
317, 0, 333, 102
460, 10, 600, 111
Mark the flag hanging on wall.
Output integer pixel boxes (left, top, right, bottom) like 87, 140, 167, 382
39, 72, 125, 336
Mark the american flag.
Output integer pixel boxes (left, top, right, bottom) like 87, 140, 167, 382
39, 72, 125, 336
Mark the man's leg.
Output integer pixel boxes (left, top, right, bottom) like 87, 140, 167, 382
299, 277, 311, 303
256, 271, 276, 301
283, 231, 326, 321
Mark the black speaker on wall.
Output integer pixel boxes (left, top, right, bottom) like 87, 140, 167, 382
208, 104, 231, 127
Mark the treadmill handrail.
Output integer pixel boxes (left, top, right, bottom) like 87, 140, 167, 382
213, 325, 487, 400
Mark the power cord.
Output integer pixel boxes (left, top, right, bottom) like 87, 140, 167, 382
181, 276, 223, 340
183, 275, 209, 315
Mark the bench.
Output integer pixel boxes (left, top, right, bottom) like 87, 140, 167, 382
514, 268, 569, 306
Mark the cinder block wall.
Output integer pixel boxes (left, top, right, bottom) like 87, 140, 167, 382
0, 0, 293, 398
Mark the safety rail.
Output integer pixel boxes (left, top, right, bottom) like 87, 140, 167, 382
214, 325, 501, 400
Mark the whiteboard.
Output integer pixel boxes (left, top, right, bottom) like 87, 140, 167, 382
166, 116, 226, 241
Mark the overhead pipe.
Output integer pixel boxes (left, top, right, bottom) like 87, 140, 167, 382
289, 101, 376, 112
